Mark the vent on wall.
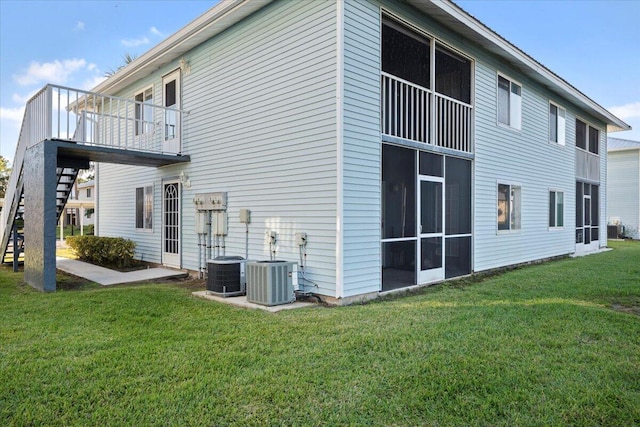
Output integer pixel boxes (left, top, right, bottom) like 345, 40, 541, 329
246, 261, 296, 306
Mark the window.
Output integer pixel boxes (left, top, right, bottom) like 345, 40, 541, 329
382, 20, 430, 89
576, 119, 599, 155
86, 188, 92, 198
497, 183, 521, 231
549, 102, 566, 145
135, 87, 153, 136
588, 125, 599, 154
435, 43, 471, 104
135, 185, 153, 230
549, 190, 564, 228
497, 75, 521, 130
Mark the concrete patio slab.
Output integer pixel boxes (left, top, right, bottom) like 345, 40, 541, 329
56, 257, 188, 285
192, 291, 317, 312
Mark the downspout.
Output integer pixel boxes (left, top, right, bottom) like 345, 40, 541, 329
335, 0, 345, 299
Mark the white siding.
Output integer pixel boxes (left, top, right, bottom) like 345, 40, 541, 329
608, 150, 640, 239
99, 0, 340, 296
342, 0, 381, 297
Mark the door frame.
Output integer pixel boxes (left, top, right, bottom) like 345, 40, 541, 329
162, 179, 181, 268
162, 69, 181, 154
417, 175, 445, 284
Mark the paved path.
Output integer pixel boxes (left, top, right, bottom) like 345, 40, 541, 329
56, 257, 188, 285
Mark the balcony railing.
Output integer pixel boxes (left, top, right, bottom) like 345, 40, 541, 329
21, 84, 188, 155
381, 72, 473, 154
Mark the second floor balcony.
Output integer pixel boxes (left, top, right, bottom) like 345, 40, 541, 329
381, 18, 473, 154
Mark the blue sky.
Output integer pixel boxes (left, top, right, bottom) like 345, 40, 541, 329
1, 0, 639, 163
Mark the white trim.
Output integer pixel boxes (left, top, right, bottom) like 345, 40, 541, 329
335, 0, 344, 299
548, 100, 566, 146
134, 184, 154, 232
575, 116, 602, 156
496, 72, 522, 131
410, 0, 629, 132
161, 179, 181, 268
496, 180, 522, 233
548, 188, 565, 229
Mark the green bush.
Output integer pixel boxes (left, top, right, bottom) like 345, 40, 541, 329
66, 236, 136, 268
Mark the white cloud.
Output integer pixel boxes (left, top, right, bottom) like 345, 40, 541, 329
121, 36, 150, 47
150, 26, 165, 38
75, 21, 85, 31
609, 102, 640, 120
11, 89, 40, 105
0, 107, 25, 124
13, 58, 88, 86
82, 75, 107, 91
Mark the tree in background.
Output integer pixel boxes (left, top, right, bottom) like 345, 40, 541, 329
0, 155, 11, 199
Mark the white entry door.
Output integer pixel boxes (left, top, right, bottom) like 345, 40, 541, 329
418, 177, 445, 283
162, 70, 181, 153
162, 181, 181, 268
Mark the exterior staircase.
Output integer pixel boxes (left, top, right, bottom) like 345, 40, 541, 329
0, 83, 189, 290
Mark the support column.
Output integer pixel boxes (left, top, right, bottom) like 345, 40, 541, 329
24, 141, 58, 292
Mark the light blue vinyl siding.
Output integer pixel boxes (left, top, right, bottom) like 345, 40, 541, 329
473, 57, 578, 270
342, 0, 381, 297
608, 150, 640, 238
99, 0, 339, 296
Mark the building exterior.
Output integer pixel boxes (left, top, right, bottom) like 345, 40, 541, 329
607, 138, 640, 239
2, 0, 630, 296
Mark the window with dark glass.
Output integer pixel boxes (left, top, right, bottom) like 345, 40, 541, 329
498, 183, 521, 231
435, 44, 471, 104
588, 125, 599, 154
498, 75, 521, 129
382, 144, 416, 239
445, 157, 471, 235
135, 185, 153, 230
576, 119, 587, 150
382, 21, 430, 89
549, 190, 564, 228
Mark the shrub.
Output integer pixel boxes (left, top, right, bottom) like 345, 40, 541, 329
66, 236, 136, 268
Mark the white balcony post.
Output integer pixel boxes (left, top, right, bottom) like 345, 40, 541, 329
45, 85, 53, 141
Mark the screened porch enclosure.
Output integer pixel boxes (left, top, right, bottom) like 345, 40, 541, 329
381, 18, 473, 154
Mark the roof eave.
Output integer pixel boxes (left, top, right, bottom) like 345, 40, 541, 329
92, 0, 274, 96
411, 0, 631, 133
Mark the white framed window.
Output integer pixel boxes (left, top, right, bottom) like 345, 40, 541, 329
549, 190, 564, 228
497, 74, 522, 130
135, 185, 153, 230
134, 87, 153, 136
549, 102, 566, 145
497, 183, 521, 231
575, 118, 600, 155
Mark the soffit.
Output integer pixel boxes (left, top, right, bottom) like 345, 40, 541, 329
409, 0, 630, 133
92, 0, 274, 96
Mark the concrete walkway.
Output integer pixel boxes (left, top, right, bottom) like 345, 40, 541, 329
56, 257, 188, 285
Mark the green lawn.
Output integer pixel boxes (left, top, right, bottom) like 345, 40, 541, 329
55, 224, 94, 239
1, 241, 639, 426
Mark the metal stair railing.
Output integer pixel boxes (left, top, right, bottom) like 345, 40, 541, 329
1, 84, 189, 262
0, 87, 50, 262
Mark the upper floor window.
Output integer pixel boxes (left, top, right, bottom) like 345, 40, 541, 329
575, 118, 599, 154
382, 20, 430, 89
86, 188, 92, 198
135, 87, 153, 136
549, 102, 566, 145
497, 75, 521, 130
497, 183, 521, 231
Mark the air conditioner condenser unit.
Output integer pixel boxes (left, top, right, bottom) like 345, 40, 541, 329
246, 261, 296, 306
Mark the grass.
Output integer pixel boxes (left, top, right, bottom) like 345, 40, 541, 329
1, 241, 639, 426
55, 225, 94, 239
